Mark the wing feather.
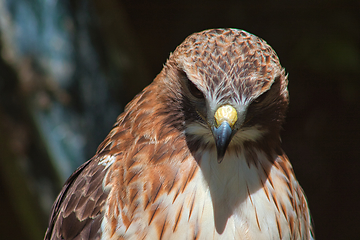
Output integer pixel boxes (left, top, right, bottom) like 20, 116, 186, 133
44, 158, 108, 240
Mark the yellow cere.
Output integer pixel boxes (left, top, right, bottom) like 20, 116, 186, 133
214, 105, 238, 128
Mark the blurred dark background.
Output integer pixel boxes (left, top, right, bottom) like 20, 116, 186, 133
0, 0, 359, 239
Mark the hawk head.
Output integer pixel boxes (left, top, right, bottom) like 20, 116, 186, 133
158, 28, 289, 163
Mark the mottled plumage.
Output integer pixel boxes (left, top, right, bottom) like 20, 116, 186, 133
45, 28, 313, 240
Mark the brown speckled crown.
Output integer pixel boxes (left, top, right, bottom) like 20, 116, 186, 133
170, 28, 287, 104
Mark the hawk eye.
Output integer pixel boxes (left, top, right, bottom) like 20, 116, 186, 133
253, 91, 268, 104
187, 80, 205, 99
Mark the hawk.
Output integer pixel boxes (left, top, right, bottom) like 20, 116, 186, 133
45, 28, 313, 240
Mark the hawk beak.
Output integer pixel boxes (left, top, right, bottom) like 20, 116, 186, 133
212, 105, 237, 163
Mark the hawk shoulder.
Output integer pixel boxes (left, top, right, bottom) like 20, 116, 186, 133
45, 158, 109, 240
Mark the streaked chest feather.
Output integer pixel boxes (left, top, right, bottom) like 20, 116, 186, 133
100, 149, 310, 240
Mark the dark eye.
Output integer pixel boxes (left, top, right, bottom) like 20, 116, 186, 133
253, 91, 268, 104
187, 80, 205, 99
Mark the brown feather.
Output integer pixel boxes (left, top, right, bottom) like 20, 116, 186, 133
45, 159, 108, 239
